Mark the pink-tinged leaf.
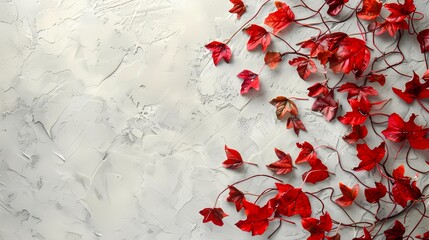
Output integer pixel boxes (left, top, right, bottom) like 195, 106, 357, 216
308, 81, 330, 98
338, 82, 378, 100
392, 72, 429, 104
227, 185, 246, 211
266, 148, 293, 174
287, 117, 307, 135
311, 90, 339, 121
237, 70, 260, 94
418, 29, 429, 53
199, 208, 228, 226
245, 24, 271, 52
264, 1, 295, 34
354, 142, 385, 171
357, 0, 382, 20
325, 0, 349, 16
222, 145, 244, 169
275, 183, 312, 218
235, 200, 274, 236
289, 57, 317, 80
384, 221, 405, 240
364, 182, 387, 203
367, 72, 386, 86
270, 96, 298, 119
335, 183, 359, 207
264, 51, 283, 69
343, 125, 368, 144
205, 41, 232, 66
229, 0, 246, 19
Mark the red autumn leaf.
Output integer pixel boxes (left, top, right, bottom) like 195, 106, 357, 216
266, 148, 293, 174
335, 182, 359, 207
245, 24, 271, 52
287, 117, 307, 135
275, 183, 312, 218
354, 142, 385, 171
264, 1, 295, 34
205, 41, 232, 66
384, 0, 415, 22
343, 125, 368, 144
329, 36, 370, 76
381, 113, 429, 150
423, 70, 429, 81
302, 158, 330, 184
311, 90, 339, 121
357, 0, 382, 20
264, 51, 283, 69
392, 165, 422, 207
338, 98, 371, 125
384, 220, 405, 240
416, 231, 429, 240
338, 82, 378, 100
367, 72, 386, 86
326, 233, 341, 240
289, 57, 317, 80
199, 207, 228, 226
302, 32, 348, 64
392, 72, 429, 104
270, 96, 298, 119
235, 200, 274, 236
237, 70, 260, 94
325, 0, 349, 16
353, 228, 373, 240
308, 81, 330, 98
417, 29, 429, 53
369, 20, 409, 36
222, 145, 244, 169
296, 141, 318, 164
364, 182, 387, 203
229, 0, 246, 19
302, 212, 332, 240
227, 185, 246, 211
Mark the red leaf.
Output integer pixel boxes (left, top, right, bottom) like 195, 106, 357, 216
264, 1, 295, 34
335, 182, 359, 207
384, 220, 405, 240
343, 125, 368, 144
235, 200, 274, 236
417, 29, 429, 53
353, 142, 385, 171
381, 113, 429, 150
416, 231, 429, 240
222, 145, 244, 169
237, 70, 260, 94
199, 208, 228, 226
357, 0, 382, 20
229, 0, 246, 19
329, 36, 370, 76
287, 117, 307, 135
369, 20, 409, 36
308, 81, 330, 98
227, 185, 246, 211
275, 183, 312, 218
289, 57, 317, 80
245, 24, 271, 52
302, 32, 348, 63
264, 51, 283, 69
302, 212, 332, 240
325, 0, 349, 16
302, 158, 330, 184
270, 96, 298, 119
338, 82, 378, 100
392, 165, 422, 207
296, 141, 318, 164
205, 41, 232, 66
384, 0, 415, 22
311, 90, 339, 121
353, 228, 373, 240
392, 72, 429, 104
367, 72, 386, 86
364, 182, 387, 203
266, 148, 293, 174
423, 70, 429, 81
338, 98, 371, 125
327, 233, 341, 240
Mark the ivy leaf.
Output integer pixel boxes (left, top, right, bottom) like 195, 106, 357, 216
354, 142, 385, 171
417, 29, 429, 53
392, 165, 422, 207
266, 148, 293, 175
302, 158, 330, 184
329, 36, 371, 76
199, 208, 228, 226
235, 200, 274, 236
335, 182, 359, 207
325, 0, 349, 16
338, 82, 378, 100
357, 0, 382, 20
384, 0, 415, 22
289, 57, 317, 80
369, 20, 409, 36
270, 96, 298, 119
353, 228, 373, 240
245, 24, 271, 52
222, 145, 244, 169
296, 141, 318, 164
302, 212, 333, 240
384, 220, 405, 240
264, 1, 295, 34
392, 72, 429, 104
264, 51, 283, 69
205, 41, 232, 66
338, 98, 371, 125
275, 183, 312, 218
227, 185, 246, 211
229, 0, 246, 19
237, 70, 260, 94
311, 90, 339, 121
343, 125, 368, 144
287, 117, 307, 135
308, 81, 330, 98
367, 72, 386, 86
364, 182, 387, 203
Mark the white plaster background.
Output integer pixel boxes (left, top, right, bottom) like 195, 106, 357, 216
0, 0, 428, 239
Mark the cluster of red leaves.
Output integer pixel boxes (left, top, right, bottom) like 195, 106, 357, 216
270, 96, 306, 135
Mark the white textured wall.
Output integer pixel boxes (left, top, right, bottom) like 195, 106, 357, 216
0, 0, 428, 239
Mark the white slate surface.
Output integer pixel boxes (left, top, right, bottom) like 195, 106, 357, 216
0, 0, 428, 239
